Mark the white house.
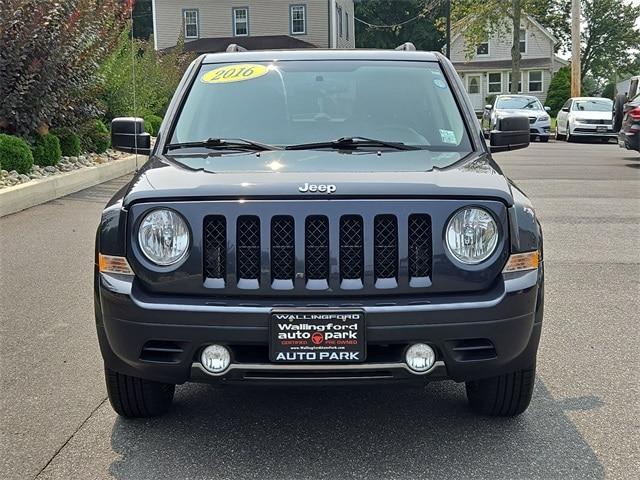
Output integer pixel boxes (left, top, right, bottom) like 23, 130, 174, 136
151, 0, 355, 53
451, 15, 569, 112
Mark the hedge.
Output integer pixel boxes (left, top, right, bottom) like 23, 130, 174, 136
0, 134, 34, 174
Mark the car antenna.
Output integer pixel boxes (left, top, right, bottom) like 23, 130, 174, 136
129, 1, 140, 173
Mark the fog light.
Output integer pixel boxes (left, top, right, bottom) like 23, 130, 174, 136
405, 343, 436, 373
200, 345, 231, 373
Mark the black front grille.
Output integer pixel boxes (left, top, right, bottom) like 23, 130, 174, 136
305, 216, 329, 280
340, 216, 364, 281
203, 216, 226, 280
237, 216, 260, 281
374, 215, 398, 280
203, 211, 433, 292
408, 214, 432, 278
271, 216, 295, 281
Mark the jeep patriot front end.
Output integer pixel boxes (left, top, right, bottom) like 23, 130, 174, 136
96, 47, 543, 418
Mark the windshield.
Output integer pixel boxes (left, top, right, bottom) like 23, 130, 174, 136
495, 96, 542, 110
572, 99, 612, 112
169, 60, 472, 169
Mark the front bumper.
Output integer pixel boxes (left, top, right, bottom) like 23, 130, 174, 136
96, 268, 543, 385
570, 124, 617, 137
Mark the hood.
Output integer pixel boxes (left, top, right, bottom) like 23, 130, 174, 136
496, 108, 544, 116
122, 151, 514, 207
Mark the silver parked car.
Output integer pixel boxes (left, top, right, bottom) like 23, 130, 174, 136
482, 95, 551, 142
555, 97, 615, 142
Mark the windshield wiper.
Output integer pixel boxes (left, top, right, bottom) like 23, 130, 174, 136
285, 136, 420, 151
166, 138, 281, 152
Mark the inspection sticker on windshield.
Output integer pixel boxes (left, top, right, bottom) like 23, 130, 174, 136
201, 64, 269, 84
439, 129, 457, 144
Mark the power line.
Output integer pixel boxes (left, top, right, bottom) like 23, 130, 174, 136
353, 0, 443, 30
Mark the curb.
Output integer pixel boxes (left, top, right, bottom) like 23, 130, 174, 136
0, 155, 139, 217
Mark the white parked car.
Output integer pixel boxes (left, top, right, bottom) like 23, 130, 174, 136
555, 97, 616, 142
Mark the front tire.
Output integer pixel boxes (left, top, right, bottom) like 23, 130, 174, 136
465, 365, 536, 417
555, 128, 565, 141
539, 135, 549, 143
105, 366, 175, 418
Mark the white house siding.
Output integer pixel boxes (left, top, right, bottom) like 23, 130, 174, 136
458, 68, 553, 106
334, 0, 355, 48
451, 19, 553, 63
154, 0, 333, 50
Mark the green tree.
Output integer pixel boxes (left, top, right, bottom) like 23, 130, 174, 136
133, 0, 154, 40
580, 0, 640, 82
546, 67, 570, 116
0, 0, 126, 136
355, 0, 446, 51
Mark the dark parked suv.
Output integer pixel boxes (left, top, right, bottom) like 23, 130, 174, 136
96, 46, 544, 419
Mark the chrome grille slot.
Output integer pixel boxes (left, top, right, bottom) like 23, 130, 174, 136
374, 215, 398, 289
305, 216, 330, 290
271, 216, 295, 289
340, 215, 364, 289
236, 216, 260, 289
408, 214, 432, 288
203, 216, 226, 288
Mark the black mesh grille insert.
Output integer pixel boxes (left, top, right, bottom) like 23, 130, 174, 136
374, 215, 398, 279
305, 216, 329, 280
340, 216, 363, 280
271, 216, 295, 280
203, 216, 226, 279
408, 214, 432, 278
237, 216, 260, 280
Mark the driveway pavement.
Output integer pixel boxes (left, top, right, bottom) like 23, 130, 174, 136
1, 140, 638, 479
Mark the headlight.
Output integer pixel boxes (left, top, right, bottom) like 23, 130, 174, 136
573, 117, 587, 123
138, 209, 190, 266
446, 207, 499, 264
538, 115, 550, 122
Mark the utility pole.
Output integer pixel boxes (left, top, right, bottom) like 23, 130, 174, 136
571, 0, 581, 96
445, 0, 451, 58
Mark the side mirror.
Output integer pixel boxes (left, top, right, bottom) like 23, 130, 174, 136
489, 115, 530, 153
544, 106, 551, 112
111, 117, 151, 155
561, 107, 569, 112
485, 104, 493, 110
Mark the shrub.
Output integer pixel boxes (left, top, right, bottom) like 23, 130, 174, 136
0, 0, 127, 136
82, 120, 110, 154
146, 115, 163, 136
144, 119, 154, 136
52, 128, 81, 157
546, 67, 570, 117
32, 133, 62, 167
100, 31, 194, 121
0, 134, 34, 174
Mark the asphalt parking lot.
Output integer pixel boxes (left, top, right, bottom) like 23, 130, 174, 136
1, 140, 638, 480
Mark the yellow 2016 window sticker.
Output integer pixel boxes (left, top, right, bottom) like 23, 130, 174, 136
201, 64, 269, 84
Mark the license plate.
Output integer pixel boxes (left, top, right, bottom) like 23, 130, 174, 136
270, 310, 365, 363
596, 126, 607, 133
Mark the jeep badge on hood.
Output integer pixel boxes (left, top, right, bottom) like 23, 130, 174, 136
298, 183, 337, 194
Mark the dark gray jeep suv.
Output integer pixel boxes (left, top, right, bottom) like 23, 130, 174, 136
96, 47, 543, 418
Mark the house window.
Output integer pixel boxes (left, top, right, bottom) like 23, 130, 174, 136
508, 72, 523, 93
488, 72, 502, 93
476, 41, 489, 56
183, 10, 198, 39
528, 70, 543, 92
233, 8, 249, 36
290, 5, 306, 35
346, 12, 349, 40
337, 6, 343, 37
519, 29, 527, 53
